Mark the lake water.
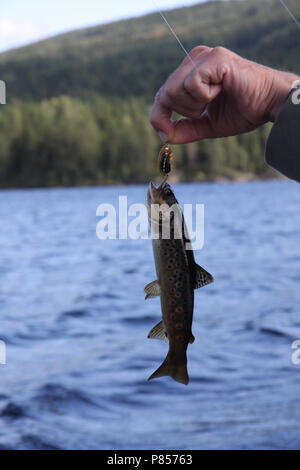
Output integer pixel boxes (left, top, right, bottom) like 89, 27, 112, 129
0, 180, 299, 450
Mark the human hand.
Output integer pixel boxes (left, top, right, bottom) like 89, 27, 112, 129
150, 46, 299, 144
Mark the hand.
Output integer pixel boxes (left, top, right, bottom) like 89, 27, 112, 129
150, 46, 299, 144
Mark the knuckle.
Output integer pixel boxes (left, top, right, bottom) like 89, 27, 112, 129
190, 45, 209, 55
154, 88, 163, 102
164, 85, 177, 101
212, 46, 229, 57
184, 74, 199, 95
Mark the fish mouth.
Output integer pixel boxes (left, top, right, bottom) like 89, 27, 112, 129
148, 176, 168, 203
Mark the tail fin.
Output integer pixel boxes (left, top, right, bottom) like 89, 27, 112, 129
148, 353, 189, 385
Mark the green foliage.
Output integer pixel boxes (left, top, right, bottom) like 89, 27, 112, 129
0, 0, 292, 187
0, 96, 272, 188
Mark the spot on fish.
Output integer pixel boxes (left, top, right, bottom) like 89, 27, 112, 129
175, 306, 183, 313
176, 281, 183, 288
175, 322, 183, 330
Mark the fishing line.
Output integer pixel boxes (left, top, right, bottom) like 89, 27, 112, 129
152, 0, 197, 66
279, 0, 300, 29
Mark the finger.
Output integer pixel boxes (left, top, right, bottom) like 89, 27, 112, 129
183, 45, 213, 65
183, 47, 229, 104
159, 47, 213, 110
150, 90, 174, 142
150, 46, 215, 142
168, 115, 216, 144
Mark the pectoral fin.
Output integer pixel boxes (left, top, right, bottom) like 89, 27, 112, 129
147, 320, 168, 342
144, 280, 161, 299
194, 264, 214, 289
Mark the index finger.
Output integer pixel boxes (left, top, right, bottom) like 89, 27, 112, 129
150, 89, 175, 142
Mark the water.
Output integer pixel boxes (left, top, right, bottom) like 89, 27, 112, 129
0, 180, 299, 450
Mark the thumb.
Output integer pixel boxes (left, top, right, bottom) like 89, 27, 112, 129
168, 114, 216, 144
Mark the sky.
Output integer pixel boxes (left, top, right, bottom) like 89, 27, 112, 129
0, 0, 203, 52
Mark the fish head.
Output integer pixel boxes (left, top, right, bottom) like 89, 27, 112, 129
147, 177, 180, 227
147, 177, 177, 208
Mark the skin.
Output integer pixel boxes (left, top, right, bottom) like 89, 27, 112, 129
150, 45, 299, 145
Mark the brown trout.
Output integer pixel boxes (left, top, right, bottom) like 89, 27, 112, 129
145, 179, 213, 385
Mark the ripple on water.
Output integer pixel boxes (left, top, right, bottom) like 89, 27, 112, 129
1, 402, 26, 419
34, 383, 103, 413
59, 309, 88, 319
19, 434, 61, 450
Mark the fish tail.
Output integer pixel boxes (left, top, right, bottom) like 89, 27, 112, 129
148, 353, 189, 385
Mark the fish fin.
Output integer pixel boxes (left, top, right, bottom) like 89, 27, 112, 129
189, 334, 195, 344
148, 353, 189, 385
193, 264, 214, 289
144, 280, 161, 299
147, 320, 168, 342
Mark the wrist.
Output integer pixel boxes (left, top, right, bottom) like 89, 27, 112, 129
267, 70, 300, 122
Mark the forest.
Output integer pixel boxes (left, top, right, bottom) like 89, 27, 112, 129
0, 0, 298, 187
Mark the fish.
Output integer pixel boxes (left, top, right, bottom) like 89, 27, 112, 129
145, 178, 214, 385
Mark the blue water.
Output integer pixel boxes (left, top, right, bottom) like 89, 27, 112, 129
0, 180, 299, 450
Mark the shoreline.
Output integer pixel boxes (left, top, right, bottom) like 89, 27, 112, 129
0, 172, 286, 191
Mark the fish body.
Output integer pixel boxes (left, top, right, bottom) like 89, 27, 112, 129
145, 180, 213, 385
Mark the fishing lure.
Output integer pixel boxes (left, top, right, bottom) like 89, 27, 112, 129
158, 144, 174, 176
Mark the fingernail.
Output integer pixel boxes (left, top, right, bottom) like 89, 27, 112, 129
158, 131, 168, 142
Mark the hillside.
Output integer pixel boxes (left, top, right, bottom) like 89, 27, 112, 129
1, 0, 300, 101
0, 0, 298, 188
